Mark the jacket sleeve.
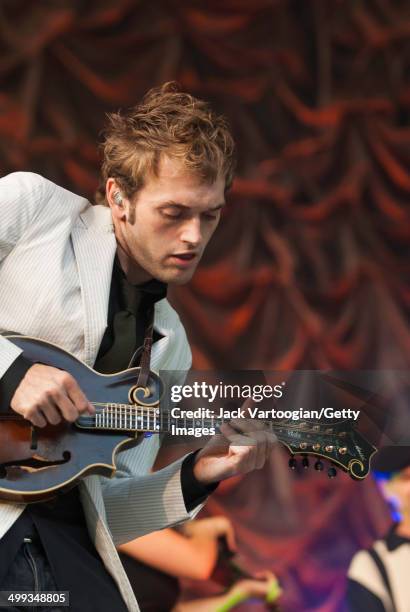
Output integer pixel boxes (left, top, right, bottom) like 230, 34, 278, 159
100, 453, 207, 546
0, 173, 46, 399
0, 172, 46, 263
0, 354, 33, 411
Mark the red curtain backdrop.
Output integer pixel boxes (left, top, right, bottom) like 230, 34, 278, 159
1, 1, 409, 610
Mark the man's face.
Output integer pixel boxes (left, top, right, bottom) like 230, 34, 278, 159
110, 156, 225, 285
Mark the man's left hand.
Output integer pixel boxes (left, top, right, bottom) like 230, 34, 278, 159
193, 417, 277, 485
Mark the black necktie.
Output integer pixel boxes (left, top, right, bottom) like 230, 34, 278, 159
96, 277, 142, 373
95, 257, 167, 374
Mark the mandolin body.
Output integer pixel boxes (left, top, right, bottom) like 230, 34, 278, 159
0, 336, 151, 503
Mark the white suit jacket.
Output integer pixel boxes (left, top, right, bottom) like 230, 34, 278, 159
0, 172, 201, 611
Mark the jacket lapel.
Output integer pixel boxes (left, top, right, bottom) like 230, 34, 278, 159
71, 206, 117, 366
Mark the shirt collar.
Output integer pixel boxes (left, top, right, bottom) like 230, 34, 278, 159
136, 277, 167, 300
114, 255, 167, 303
386, 523, 410, 551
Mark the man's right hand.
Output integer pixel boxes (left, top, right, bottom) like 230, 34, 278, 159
10, 364, 95, 427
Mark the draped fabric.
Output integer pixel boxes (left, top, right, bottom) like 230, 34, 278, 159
1, 1, 409, 610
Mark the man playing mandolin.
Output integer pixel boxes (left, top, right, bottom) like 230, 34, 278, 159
0, 83, 276, 611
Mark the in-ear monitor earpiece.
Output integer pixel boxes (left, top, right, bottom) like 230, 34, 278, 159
113, 191, 123, 205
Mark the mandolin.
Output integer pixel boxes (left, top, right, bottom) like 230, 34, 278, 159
0, 336, 377, 503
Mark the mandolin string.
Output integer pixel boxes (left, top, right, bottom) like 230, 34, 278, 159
0, 413, 351, 437
78, 413, 350, 439
89, 403, 352, 427
91, 403, 352, 421
0, 406, 352, 437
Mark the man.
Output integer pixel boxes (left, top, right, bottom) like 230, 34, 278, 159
0, 83, 275, 611
347, 446, 410, 611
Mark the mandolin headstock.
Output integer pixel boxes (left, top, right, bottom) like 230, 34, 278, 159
271, 420, 377, 480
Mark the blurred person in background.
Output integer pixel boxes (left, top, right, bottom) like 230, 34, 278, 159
347, 446, 410, 612
118, 515, 282, 611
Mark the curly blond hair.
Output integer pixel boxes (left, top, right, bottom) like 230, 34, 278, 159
95, 82, 236, 205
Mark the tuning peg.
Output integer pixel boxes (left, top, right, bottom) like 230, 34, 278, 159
314, 460, 324, 471
302, 455, 309, 469
288, 457, 297, 470
328, 467, 337, 479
